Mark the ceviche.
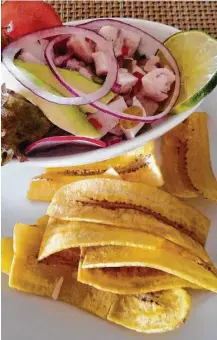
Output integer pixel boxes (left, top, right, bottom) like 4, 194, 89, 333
1, 1, 217, 164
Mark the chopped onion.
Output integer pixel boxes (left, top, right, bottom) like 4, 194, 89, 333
77, 19, 180, 123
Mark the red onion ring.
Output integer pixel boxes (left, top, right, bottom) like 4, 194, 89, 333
76, 19, 181, 123
2, 26, 118, 106
45, 34, 118, 105
24, 136, 106, 154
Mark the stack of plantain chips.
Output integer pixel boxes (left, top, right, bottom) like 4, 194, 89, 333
2, 121, 217, 334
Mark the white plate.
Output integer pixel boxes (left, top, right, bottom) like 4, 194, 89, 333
2, 85, 217, 340
2, 20, 217, 340
3, 18, 205, 167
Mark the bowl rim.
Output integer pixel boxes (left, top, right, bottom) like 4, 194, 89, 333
12, 18, 202, 167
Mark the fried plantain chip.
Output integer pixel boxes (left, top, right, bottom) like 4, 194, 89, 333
161, 124, 198, 198
45, 141, 164, 187
38, 218, 210, 266
81, 246, 217, 293
47, 178, 209, 245
27, 170, 121, 202
46, 143, 154, 175
1, 237, 13, 275
108, 289, 191, 333
35, 215, 49, 229
186, 112, 217, 202
28, 143, 163, 203
121, 153, 164, 186
4, 223, 191, 333
161, 112, 217, 202
78, 262, 199, 294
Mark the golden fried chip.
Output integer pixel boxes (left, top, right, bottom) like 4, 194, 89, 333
78, 263, 199, 294
27, 171, 121, 202
6, 223, 190, 333
46, 143, 154, 175
38, 218, 210, 267
81, 246, 217, 293
161, 125, 198, 198
35, 215, 49, 229
45, 142, 163, 187
47, 178, 209, 245
121, 153, 164, 186
1, 237, 13, 275
108, 289, 191, 333
186, 112, 217, 202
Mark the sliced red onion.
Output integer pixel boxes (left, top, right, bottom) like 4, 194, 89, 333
77, 19, 180, 122
45, 33, 118, 105
24, 136, 106, 155
2, 26, 118, 106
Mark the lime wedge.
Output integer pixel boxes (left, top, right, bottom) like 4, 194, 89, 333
163, 31, 217, 114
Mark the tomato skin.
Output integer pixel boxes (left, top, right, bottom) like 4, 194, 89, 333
1, 0, 62, 40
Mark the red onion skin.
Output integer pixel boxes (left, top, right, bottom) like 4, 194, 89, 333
24, 136, 106, 154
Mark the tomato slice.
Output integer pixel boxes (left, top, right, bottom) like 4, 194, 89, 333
1, 0, 62, 40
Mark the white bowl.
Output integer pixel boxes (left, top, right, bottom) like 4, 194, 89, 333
8, 18, 203, 167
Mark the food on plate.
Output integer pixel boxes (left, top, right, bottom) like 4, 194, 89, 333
2, 2, 215, 162
162, 112, 217, 202
47, 178, 209, 245
2, 174, 217, 333
27, 141, 164, 201
41, 187, 211, 263
2, 223, 191, 334
1, 88, 52, 164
